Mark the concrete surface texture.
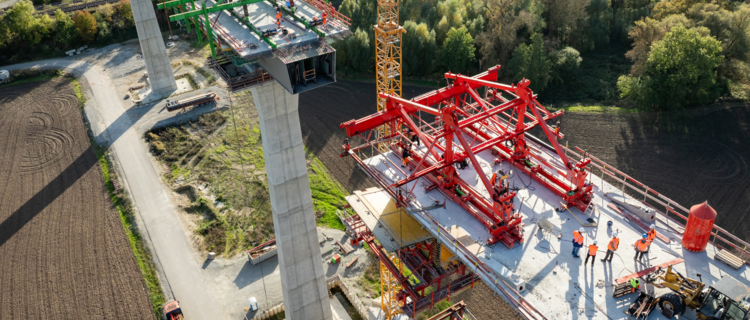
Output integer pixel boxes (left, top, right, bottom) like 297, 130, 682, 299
358, 136, 750, 319
251, 80, 332, 320
130, 0, 177, 96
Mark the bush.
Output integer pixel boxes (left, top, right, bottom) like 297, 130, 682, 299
550, 46, 582, 84
73, 10, 97, 42
437, 26, 475, 75
507, 33, 551, 92
150, 141, 166, 154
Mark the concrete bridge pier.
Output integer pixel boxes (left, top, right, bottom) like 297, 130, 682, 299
131, 0, 177, 96
250, 81, 332, 320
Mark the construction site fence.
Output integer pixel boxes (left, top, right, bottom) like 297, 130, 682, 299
526, 134, 750, 266
327, 274, 370, 320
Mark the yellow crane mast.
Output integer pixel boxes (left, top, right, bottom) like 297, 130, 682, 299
375, 0, 405, 152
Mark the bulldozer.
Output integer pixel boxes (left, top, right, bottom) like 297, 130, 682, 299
639, 265, 750, 320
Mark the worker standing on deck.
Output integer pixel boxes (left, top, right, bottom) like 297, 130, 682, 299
322, 12, 327, 26
630, 278, 640, 292
276, 11, 282, 27
572, 228, 584, 258
646, 224, 656, 247
401, 146, 412, 171
634, 234, 649, 261
585, 240, 598, 265
602, 233, 619, 262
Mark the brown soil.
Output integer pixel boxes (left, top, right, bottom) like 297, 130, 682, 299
0, 78, 154, 319
542, 104, 750, 243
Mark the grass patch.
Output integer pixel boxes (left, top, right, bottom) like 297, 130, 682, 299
0, 69, 63, 88
175, 73, 199, 91
547, 105, 638, 114
70, 76, 164, 318
145, 90, 349, 257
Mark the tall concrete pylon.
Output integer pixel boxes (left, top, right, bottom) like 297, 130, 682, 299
131, 0, 177, 96
250, 81, 332, 320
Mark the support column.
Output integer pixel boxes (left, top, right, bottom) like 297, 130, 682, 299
131, 0, 178, 96
250, 81, 332, 320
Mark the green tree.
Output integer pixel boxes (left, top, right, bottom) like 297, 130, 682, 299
0, 18, 12, 48
402, 21, 437, 76
586, 0, 612, 49
437, 26, 475, 74
116, 0, 135, 27
625, 14, 691, 76
346, 27, 371, 72
54, 10, 78, 47
549, 46, 581, 84
6, 0, 53, 45
507, 33, 551, 92
618, 25, 724, 110
97, 20, 111, 43
73, 10, 97, 42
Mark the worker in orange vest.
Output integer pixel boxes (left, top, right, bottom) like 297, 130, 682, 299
572, 228, 584, 257
601, 233, 619, 262
401, 146, 412, 170
634, 234, 649, 261
584, 240, 598, 265
646, 224, 656, 246
322, 12, 327, 26
276, 11, 282, 27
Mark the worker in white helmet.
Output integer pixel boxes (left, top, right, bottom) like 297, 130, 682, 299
585, 240, 598, 266
602, 233, 619, 263
572, 227, 584, 258
646, 223, 656, 255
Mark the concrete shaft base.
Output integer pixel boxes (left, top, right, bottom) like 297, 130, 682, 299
251, 81, 332, 320
131, 0, 177, 96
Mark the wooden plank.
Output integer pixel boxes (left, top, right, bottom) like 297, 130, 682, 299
607, 203, 670, 244
615, 258, 684, 284
346, 257, 359, 268
715, 250, 743, 270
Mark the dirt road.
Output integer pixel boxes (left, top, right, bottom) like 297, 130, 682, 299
2, 57, 226, 319
0, 78, 154, 318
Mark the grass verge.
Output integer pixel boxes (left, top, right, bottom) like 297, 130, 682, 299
71, 75, 165, 318
547, 105, 639, 114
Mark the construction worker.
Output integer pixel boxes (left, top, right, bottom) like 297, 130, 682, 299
401, 146, 412, 170
322, 12, 327, 26
276, 11, 282, 27
572, 228, 584, 258
629, 277, 640, 293
602, 233, 619, 262
647, 224, 656, 244
553, 120, 561, 135
585, 240, 598, 265
634, 234, 649, 261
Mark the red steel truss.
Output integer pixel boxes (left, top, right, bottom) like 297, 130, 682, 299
340, 66, 594, 248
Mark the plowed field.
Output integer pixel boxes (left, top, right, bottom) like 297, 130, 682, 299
0, 78, 154, 319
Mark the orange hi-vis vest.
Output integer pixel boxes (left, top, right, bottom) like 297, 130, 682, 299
635, 239, 649, 252
588, 244, 598, 256
647, 229, 656, 243
573, 231, 584, 246
608, 237, 619, 251
490, 173, 498, 186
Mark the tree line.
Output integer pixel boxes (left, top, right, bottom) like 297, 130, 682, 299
0, 0, 136, 63
334, 0, 750, 110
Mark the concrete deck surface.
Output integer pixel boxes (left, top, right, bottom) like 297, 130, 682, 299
359, 133, 750, 319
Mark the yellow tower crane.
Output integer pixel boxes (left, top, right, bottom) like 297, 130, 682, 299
375, 0, 405, 153
374, 2, 406, 319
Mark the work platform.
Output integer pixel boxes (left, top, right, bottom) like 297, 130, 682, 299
347, 135, 750, 319
167, 0, 350, 94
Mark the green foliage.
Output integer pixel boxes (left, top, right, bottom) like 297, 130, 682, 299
618, 25, 724, 110
587, 0, 612, 49
402, 21, 437, 76
73, 10, 97, 42
6, 0, 53, 45
437, 26, 475, 74
116, 0, 135, 26
54, 9, 78, 47
97, 20, 111, 43
308, 155, 347, 231
0, 19, 11, 47
507, 33, 551, 92
550, 46, 582, 84
337, 27, 371, 72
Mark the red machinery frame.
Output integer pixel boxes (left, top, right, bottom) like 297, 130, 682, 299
340, 66, 594, 248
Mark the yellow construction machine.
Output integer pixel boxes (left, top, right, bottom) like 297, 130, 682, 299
632, 265, 750, 320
